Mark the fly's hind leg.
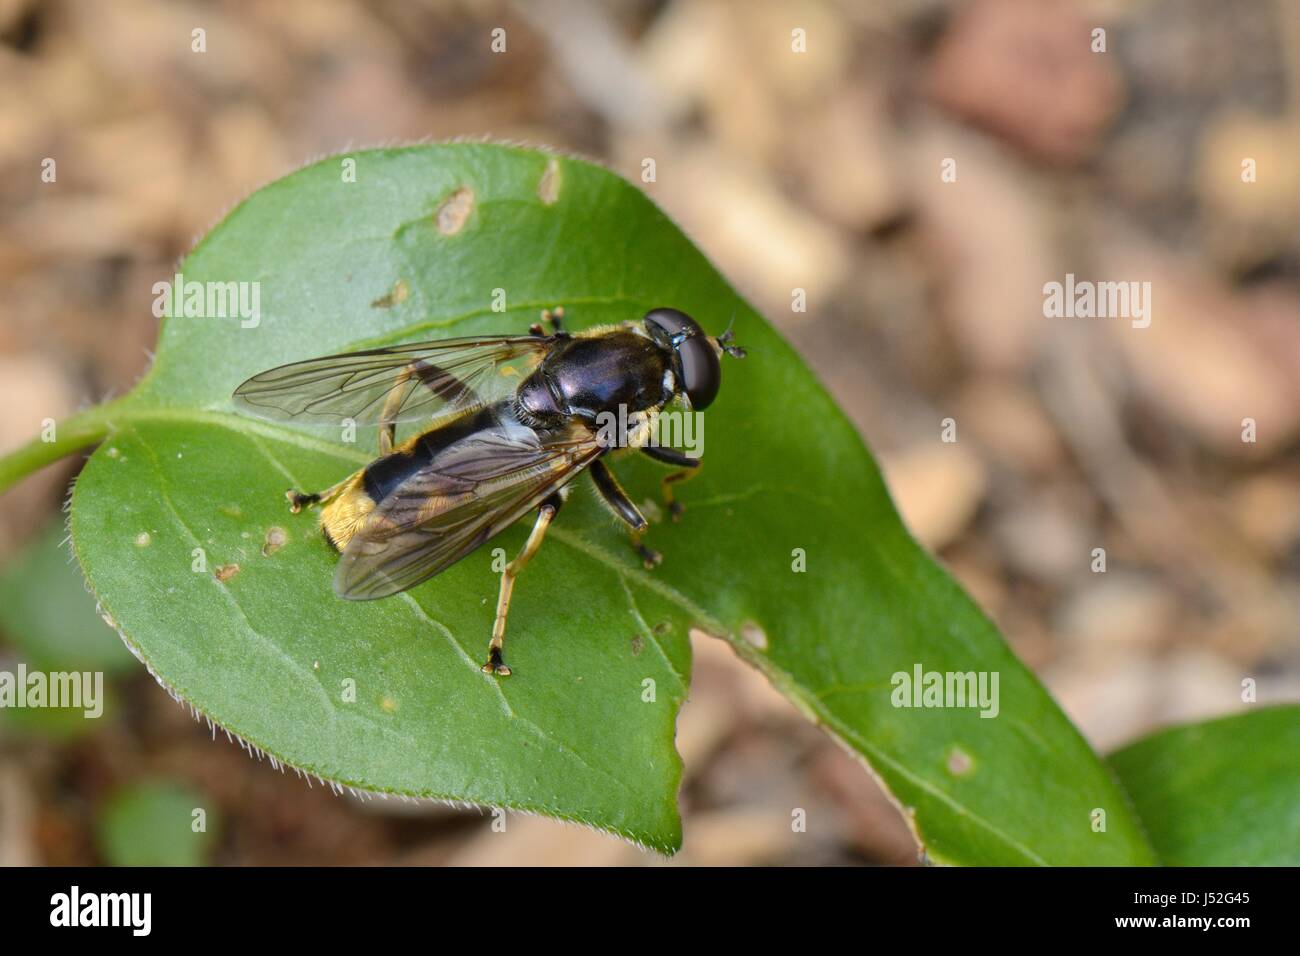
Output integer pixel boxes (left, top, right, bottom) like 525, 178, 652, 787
286, 476, 351, 514
640, 445, 702, 522
377, 358, 484, 455
589, 459, 660, 568
485, 491, 564, 676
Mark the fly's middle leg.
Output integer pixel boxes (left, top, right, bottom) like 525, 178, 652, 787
640, 445, 702, 522
485, 491, 564, 676
589, 459, 661, 568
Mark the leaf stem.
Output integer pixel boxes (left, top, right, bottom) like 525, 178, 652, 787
0, 401, 124, 494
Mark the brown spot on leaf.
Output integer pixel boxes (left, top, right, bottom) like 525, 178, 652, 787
537, 158, 560, 205
215, 563, 240, 582
262, 526, 287, 556
946, 747, 974, 776
436, 186, 474, 235
370, 278, 410, 308
740, 621, 768, 650
631, 634, 644, 656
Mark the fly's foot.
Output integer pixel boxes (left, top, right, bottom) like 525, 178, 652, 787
288, 479, 349, 513
628, 528, 662, 569
286, 489, 319, 513
636, 541, 662, 569
481, 646, 512, 677
648, 455, 700, 525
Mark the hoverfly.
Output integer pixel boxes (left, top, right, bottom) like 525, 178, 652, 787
233, 307, 745, 676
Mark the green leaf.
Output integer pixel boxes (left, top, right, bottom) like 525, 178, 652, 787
97, 781, 217, 867
64, 144, 1154, 861
0, 520, 136, 674
1109, 706, 1300, 865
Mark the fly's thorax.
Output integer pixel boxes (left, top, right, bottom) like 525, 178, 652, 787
516, 368, 562, 422
542, 329, 673, 421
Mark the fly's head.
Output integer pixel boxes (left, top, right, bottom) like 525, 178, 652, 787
642, 307, 745, 411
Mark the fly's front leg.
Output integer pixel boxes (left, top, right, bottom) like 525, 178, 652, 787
529, 306, 566, 337
640, 445, 702, 522
589, 459, 660, 568
485, 492, 564, 676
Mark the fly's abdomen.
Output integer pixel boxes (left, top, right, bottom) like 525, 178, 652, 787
319, 471, 374, 552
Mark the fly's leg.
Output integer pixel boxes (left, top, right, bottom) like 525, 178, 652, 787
299, 353, 485, 506
640, 445, 702, 522
485, 492, 564, 676
662, 467, 699, 522
377, 368, 409, 456
529, 306, 566, 337
627, 528, 660, 568
589, 459, 661, 568
286, 477, 351, 513
377, 358, 483, 455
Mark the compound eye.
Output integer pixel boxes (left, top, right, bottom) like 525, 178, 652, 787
644, 307, 703, 343
642, 308, 720, 408
678, 334, 721, 410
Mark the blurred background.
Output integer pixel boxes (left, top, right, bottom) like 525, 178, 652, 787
1, 0, 1298, 865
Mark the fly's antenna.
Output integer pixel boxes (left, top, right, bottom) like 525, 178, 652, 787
715, 314, 747, 359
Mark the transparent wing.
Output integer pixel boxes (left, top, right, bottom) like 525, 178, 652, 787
334, 415, 602, 600
232, 336, 553, 427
